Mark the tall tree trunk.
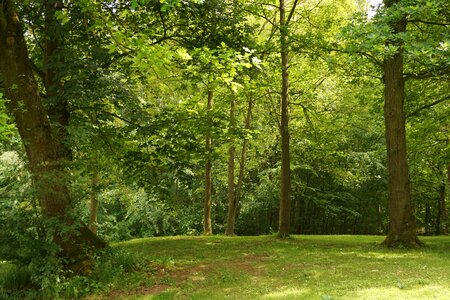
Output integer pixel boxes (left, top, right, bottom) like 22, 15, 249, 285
203, 90, 213, 235
382, 0, 420, 247
225, 95, 236, 236
226, 96, 253, 235
234, 96, 253, 219
278, 0, 292, 238
0, 0, 105, 264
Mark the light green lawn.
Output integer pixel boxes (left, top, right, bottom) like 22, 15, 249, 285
102, 235, 450, 300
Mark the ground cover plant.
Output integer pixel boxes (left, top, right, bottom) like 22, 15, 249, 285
4, 235, 449, 299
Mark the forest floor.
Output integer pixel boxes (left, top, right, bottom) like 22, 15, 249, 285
92, 235, 450, 299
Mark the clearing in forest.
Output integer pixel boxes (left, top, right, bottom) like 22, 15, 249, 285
99, 235, 450, 299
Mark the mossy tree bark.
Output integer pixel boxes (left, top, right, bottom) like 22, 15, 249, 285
381, 0, 420, 247
0, 0, 105, 265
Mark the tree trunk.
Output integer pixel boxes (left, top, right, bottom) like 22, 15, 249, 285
278, 0, 292, 238
376, 204, 385, 234
425, 203, 432, 236
226, 96, 253, 235
89, 172, 100, 234
445, 164, 450, 234
444, 164, 450, 235
436, 176, 448, 235
203, 90, 213, 235
381, 0, 420, 247
0, 0, 105, 264
225, 95, 236, 236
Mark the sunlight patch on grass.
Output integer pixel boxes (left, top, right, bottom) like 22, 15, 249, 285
340, 251, 424, 260
346, 284, 450, 300
262, 287, 309, 299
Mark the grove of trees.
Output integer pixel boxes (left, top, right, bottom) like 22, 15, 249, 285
0, 0, 448, 288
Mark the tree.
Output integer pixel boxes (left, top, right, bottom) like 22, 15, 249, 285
277, 0, 293, 238
381, 0, 420, 247
225, 94, 253, 235
225, 93, 236, 236
0, 0, 105, 265
204, 89, 214, 235
338, 0, 449, 246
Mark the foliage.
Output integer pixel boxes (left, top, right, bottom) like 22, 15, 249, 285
0, 93, 15, 142
0, 246, 145, 299
0, 0, 449, 296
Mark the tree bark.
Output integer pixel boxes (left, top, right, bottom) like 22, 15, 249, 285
0, 0, 105, 264
278, 0, 292, 238
203, 90, 213, 235
381, 0, 420, 247
233, 97, 253, 225
225, 94, 236, 236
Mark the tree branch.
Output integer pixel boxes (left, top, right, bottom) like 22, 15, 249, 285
404, 66, 450, 80
407, 19, 450, 26
286, 0, 299, 26
407, 94, 450, 118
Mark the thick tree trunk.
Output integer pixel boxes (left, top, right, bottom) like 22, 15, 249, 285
225, 95, 236, 236
381, 0, 420, 247
203, 90, 213, 235
0, 0, 105, 264
278, 0, 292, 238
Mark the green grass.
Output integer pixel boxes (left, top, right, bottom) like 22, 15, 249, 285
94, 235, 450, 299
2, 235, 450, 299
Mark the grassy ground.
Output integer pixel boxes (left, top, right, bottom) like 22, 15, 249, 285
92, 235, 450, 299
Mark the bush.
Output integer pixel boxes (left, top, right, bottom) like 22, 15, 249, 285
0, 247, 146, 299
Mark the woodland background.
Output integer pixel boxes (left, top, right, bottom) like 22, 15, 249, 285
0, 0, 449, 295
